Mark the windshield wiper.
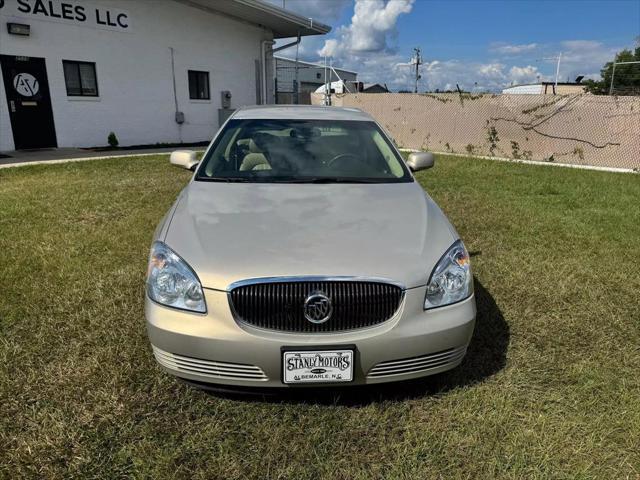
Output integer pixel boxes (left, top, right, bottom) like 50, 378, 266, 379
272, 177, 385, 184
197, 176, 388, 184
197, 176, 252, 183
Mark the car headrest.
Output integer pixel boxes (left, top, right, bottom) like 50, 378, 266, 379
251, 132, 280, 153
249, 139, 262, 153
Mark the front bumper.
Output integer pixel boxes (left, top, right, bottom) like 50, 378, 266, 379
145, 287, 476, 387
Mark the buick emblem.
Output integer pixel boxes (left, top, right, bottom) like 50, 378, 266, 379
304, 291, 333, 324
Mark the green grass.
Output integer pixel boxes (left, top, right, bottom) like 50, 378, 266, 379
1, 155, 639, 479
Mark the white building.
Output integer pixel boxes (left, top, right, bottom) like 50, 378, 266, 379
502, 81, 587, 95
0, 0, 329, 151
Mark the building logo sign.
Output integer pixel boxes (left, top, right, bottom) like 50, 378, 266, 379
13, 72, 39, 97
0, 0, 131, 32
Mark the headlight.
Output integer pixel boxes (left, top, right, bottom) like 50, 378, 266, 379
146, 241, 206, 313
424, 240, 473, 309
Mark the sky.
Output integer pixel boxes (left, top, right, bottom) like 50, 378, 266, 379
268, 0, 640, 92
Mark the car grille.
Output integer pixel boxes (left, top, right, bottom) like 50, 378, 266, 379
229, 279, 404, 333
367, 346, 467, 378
152, 346, 268, 381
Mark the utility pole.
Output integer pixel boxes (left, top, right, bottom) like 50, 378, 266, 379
554, 52, 562, 90
413, 47, 423, 93
396, 48, 424, 92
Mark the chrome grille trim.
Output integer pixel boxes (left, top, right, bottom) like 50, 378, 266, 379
152, 346, 268, 381
228, 277, 405, 333
227, 276, 406, 291
367, 346, 467, 378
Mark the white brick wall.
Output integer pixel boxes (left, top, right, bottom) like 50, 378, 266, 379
0, 0, 274, 151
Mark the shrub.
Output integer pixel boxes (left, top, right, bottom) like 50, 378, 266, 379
486, 126, 499, 156
108, 132, 119, 149
511, 141, 521, 160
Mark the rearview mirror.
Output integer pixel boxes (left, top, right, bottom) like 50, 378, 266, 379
170, 150, 199, 171
406, 152, 435, 172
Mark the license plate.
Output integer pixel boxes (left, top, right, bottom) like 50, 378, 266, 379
283, 350, 354, 384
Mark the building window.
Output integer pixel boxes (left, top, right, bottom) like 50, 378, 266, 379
188, 70, 210, 100
63, 61, 98, 97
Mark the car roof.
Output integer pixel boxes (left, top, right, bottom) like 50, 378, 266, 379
231, 105, 373, 122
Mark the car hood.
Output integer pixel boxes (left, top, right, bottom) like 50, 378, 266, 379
163, 180, 458, 291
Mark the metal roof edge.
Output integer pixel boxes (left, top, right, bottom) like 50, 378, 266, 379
234, 0, 331, 36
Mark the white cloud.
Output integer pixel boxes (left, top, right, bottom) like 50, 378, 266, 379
477, 63, 505, 78
422, 60, 505, 91
318, 0, 414, 57
509, 65, 542, 84
348, 0, 414, 52
560, 40, 603, 51
491, 43, 538, 55
319, 39, 340, 58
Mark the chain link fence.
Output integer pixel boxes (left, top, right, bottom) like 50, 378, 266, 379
275, 59, 318, 105
318, 92, 640, 170
610, 62, 640, 96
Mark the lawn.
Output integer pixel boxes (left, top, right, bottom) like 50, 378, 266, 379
1, 155, 639, 479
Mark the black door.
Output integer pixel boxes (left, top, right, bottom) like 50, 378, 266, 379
0, 55, 57, 149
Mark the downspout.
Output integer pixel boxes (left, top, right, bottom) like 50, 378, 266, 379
169, 47, 183, 142
260, 40, 274, 104
294, 32, 300, 104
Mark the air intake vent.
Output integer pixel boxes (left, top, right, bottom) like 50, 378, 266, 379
153, 346, 268, 381
367, 346, 467, 378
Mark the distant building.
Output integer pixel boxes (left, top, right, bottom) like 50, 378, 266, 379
275, 56, 357, 104
360, 83, 389, 93
503, 80, 587, 95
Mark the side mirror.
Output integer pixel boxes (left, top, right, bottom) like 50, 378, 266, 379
406, 152, 435, 172
170, 150, 199, 171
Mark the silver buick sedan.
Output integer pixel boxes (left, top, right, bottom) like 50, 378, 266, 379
145, 105, 476, 389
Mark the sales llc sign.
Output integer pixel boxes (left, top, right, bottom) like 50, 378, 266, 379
0, 0, 132, 32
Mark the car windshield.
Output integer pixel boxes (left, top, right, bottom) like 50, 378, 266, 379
195, 119, 412, 183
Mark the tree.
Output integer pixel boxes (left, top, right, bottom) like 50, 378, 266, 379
107, 132, 119, 148
584, 47, 640, 95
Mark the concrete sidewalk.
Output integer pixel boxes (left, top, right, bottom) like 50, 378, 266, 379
0, 147, 204, 168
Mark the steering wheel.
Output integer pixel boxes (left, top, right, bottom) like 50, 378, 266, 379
327, 153, 363, 169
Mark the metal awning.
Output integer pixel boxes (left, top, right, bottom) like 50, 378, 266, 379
175, 0, 331, 38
